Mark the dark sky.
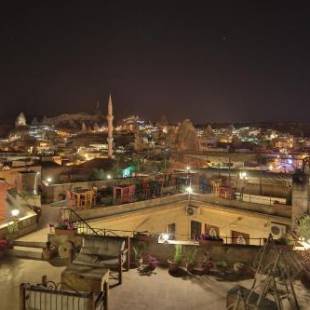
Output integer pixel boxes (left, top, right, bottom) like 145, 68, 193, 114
1, 1, 310, 123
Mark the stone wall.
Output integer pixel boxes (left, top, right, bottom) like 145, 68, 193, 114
193, 193, 291, 219
0, 214, 37, 239
42, 179, 115, 203
77, 194, 187, 221
144, 241, 261, 267
80, 193, 290, 245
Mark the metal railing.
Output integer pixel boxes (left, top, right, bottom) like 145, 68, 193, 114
59, 207, 143, 238
59, 208, 274, 246
222, 236, 267, 246
20, 282, 107, 310
59, 208, 99, 236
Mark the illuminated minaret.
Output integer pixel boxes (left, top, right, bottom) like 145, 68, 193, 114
107, 94, 114, 159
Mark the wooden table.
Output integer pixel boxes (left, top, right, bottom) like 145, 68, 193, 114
61, 265, 109, 309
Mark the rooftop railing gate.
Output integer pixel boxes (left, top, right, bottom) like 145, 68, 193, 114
59, 207, 99, 236
20, 282, 107, 310
222, 236, 267, 246
60, 207, 137, 237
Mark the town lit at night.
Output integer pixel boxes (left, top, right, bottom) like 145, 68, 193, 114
1, 2, 310, 309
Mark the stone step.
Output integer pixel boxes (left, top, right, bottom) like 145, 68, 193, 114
7, 249, 44, 260
12, 240, 47, 249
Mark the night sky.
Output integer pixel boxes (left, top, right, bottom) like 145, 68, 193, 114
1, 1, 310, 123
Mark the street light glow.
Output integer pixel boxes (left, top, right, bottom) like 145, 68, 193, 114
186, 186, 193, 194
106, 174, 112, 180
158, 233, 170, 243
11, 209, 20, 217
239, 171, 247, 180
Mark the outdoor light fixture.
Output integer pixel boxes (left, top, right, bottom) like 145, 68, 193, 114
46, 177, 52, 183
158, 233, 170, 243
239, 171, 247, 180
185, 186, 193, 194
11, 209, 20, 217
106, 174, 112, 180
186, 166, 190, 171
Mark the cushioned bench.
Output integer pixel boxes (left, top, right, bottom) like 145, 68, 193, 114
73, 236, 127, 285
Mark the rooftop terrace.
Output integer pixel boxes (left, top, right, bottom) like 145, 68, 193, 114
1, 256, 310, 310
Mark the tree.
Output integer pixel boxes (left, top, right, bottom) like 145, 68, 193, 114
81, 122, 87, 132
297, 214, 310, 241
90, 168, 106, 180
176, 119, 199, 151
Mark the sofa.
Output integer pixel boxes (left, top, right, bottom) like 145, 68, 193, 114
72, 235, 128, 285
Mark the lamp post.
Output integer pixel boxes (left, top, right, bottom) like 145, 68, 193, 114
239, 171, 247, 200
186, 185, 193, 204
186, 165, 190, 185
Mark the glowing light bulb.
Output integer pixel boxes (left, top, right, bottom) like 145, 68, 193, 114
11, 209, 20, 217
186, 186, 193, 194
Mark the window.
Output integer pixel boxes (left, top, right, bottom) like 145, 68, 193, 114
168, 223, 176, 240
191, 221, 202, 240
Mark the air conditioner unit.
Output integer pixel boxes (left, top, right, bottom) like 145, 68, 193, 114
270, 223, 286, 240
186, 205, 200, 216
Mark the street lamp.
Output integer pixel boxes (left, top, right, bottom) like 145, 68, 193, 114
186, 186, 193, 205
158, 233, 170, 243
239, 171, 247, 180
238, 171, 247, 201
185, 186, 193, 194
11, 209, 20, 217
106, 174, 112, 180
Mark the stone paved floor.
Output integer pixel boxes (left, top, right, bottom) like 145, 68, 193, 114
1, 257, 310, 310
0, 257, 232, 310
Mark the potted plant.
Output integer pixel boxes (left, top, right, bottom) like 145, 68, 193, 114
191, 253, 214, 275
134, 231, 152, 242
198, 233, 223, 245
273, 237, 293, 249
0, 239, 11, 258
54, 220, 77, 236
168, 244, 183, 274
137, 254, 159, 275
184, 247, 198, 273
133, 242, 147, 267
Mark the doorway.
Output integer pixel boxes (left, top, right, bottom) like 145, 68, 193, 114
191, 221, 202, 240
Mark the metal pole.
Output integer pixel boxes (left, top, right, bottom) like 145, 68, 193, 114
19, 284, 26, 310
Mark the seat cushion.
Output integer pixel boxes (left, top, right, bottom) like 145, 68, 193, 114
73, 253, 119, 268
82, 236, 125, 257
73, 253, 99, 265
97, 257, 119, 267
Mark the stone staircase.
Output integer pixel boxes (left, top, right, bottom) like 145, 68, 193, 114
8, 240, 48, 260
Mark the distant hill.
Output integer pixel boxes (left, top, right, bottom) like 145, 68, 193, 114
42, 113, 106, 129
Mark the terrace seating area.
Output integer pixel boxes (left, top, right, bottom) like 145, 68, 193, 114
0, 256, 244, 310
72, 235, 128, 285
3, 256, 310, 310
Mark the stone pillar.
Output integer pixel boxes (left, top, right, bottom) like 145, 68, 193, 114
107, 94, 114, 159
